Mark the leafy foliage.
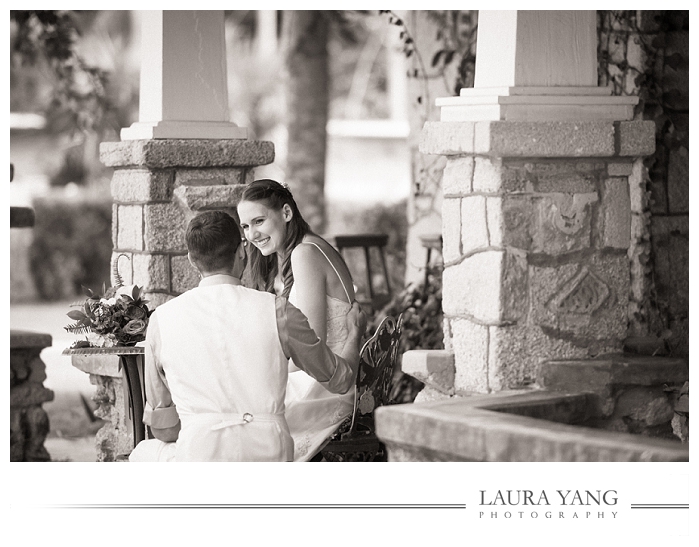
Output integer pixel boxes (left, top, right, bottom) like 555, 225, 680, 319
598, 10, 689, 356
368, 269, 444, 404
66, 283, 153, 348
380, 10, 478, 102
10, 10, 118, 135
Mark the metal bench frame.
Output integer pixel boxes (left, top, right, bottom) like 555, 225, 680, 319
319, 313, 404, 462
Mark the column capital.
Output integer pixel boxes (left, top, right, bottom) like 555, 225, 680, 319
420, 120, 656, 158
100, 138, 275, 169
437, 86, 638, 123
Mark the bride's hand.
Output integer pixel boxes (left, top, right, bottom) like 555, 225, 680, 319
346, 301, 367, 337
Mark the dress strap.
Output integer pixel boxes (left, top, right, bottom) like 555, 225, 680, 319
304, 241, 352, 303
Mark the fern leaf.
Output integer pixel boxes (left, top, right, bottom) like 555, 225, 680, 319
65, 322, 92, 335
112, 253, 131, 289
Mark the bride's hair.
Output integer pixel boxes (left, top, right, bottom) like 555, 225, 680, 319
239, 179, 311, 297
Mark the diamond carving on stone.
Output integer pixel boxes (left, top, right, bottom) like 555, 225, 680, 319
547, 266, 610, 317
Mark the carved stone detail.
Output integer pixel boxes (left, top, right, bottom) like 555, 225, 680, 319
547, 266, 610, 323
550, 193, 598, 235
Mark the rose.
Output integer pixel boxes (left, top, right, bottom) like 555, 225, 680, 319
123, 319, 147, 336
125, 304, 147, 320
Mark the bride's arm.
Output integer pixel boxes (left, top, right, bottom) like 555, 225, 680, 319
290, 243, 328, 343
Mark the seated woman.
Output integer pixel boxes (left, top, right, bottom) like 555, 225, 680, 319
237, 179, 359, 461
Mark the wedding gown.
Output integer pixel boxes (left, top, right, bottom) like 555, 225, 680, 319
285, 241, 355, 461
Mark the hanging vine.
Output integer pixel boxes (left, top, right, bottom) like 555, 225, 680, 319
598, 10, 689, 356
379, 10, 477, 203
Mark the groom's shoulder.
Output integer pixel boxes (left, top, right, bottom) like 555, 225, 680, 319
155, 285, 276, 311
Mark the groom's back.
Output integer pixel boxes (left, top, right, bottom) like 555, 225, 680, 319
151, 283, 288, 418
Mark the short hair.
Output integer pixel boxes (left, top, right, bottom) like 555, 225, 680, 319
185, 211, 241, 272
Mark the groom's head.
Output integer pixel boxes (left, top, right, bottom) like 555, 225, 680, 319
186, 211, 245, 275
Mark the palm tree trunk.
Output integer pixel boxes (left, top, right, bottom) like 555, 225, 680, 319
282, 10, 330, 233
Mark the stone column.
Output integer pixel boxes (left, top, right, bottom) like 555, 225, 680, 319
121, 11, 246, 140
419, 119, 654, 394
400, 10, 656, 396
10, 331, 54, 461
100, 139, 274, 304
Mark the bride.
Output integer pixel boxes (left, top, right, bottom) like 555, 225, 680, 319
237, 179, 359, 461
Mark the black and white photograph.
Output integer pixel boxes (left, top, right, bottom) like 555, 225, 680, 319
7, 7, 690, 545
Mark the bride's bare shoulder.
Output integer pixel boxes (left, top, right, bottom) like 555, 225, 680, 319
290, 239, 327, 268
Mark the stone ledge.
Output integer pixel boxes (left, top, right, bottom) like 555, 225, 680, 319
402, 350, 455, 395
10, 206, 35, 228
70, 353, 122, 378
100, 139, 275, 168
375, 390, 688, 462
420, 120, 655, 158
173, 184, 246, 212
10, 330, 52, 349
537, 353, 688, 392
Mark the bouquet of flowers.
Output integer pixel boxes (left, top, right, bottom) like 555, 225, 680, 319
65, 259, 153, 348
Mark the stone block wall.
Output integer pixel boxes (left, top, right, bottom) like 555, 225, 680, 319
100, 139, 274, 306
419, 119, 655, 394
443, 159, 633, 390
10, 331, 54, 461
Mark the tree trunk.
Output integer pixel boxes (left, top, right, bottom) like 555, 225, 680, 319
282, 10, 330, 233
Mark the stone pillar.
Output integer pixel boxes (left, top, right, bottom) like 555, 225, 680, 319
10, 331, 54, 461
400, 10, 656, 396
100, 139, 274, 305
420, 121, 654, 394
121, 11, 246, 140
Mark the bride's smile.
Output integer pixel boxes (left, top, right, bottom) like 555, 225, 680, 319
237, 200, 292, 257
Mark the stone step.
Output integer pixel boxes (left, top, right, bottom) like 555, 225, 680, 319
10, 329, 52, 349
537, 353, 688, 441
538, 353, 688, 392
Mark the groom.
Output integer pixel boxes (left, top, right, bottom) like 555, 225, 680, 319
129, 210, 366, 462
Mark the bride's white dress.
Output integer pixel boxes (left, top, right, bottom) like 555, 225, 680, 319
284, 242, 355, 461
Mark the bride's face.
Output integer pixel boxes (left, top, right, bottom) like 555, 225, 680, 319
237, 200, 292, 257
